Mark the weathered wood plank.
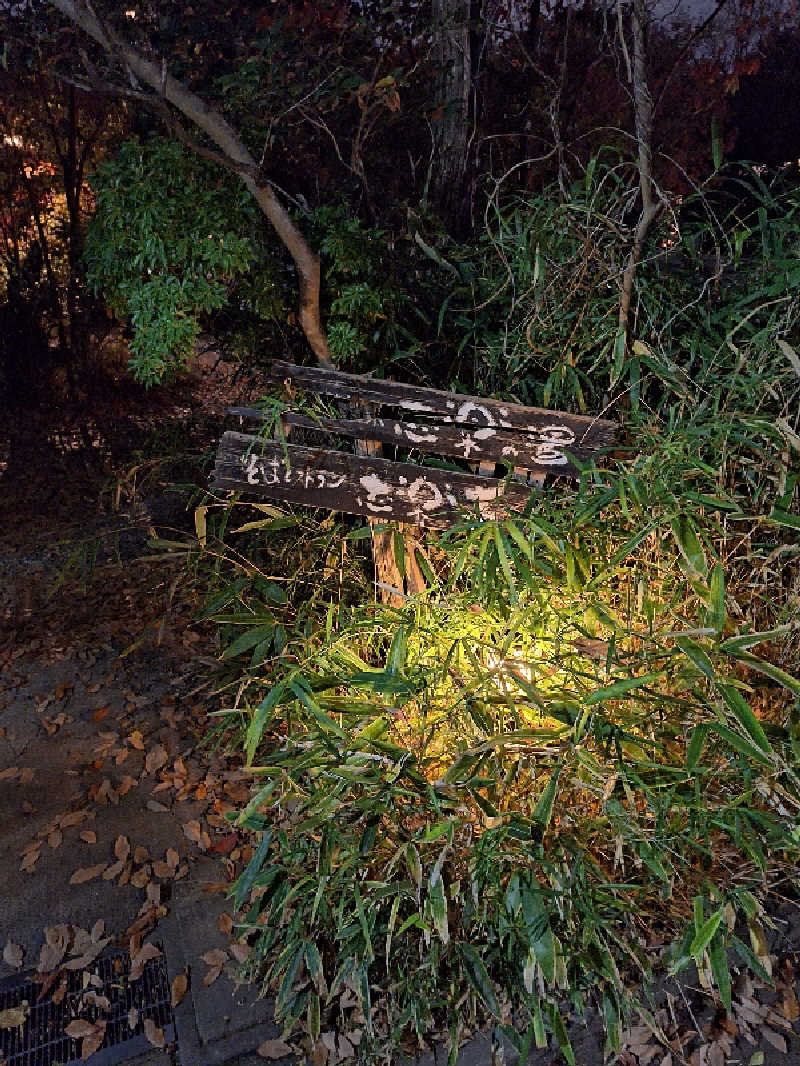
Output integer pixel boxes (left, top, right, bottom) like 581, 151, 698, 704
227, 407, 601, 475
212, 432, 533, 528
264, 361, 616, 447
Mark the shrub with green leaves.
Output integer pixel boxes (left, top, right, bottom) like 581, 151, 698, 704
191, 164, 799, 1064
84, 137, 257, 384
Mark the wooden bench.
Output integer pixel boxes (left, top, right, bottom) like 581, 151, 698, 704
213, 361, 616, 529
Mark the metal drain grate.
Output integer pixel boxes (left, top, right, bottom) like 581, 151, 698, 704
0, 947, 174, 1066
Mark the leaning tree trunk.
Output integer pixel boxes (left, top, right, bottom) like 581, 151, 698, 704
430, 0, 472, 231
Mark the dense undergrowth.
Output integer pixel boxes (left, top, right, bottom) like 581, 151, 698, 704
192, 163, 800, 1064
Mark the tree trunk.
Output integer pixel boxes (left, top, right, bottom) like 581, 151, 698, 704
617, 0, 660, 359
430, 0, 472, 231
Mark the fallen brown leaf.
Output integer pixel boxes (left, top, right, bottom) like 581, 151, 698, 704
60, 810, 89, 828
38, 927, 69, 973
92, 706, 110, 723
70, 863, 108, 885
218, 912, 233, 936
103, 860, 124, 881
229, 942, 250, 965
166, 847, 179, 870
781, 985, 800, 1022
3, 941, 23, 969
143, 1018, 165, 1048
146, 800, 170, 813
20, 848, 40, 872
133, 845, 149, 864
81, 1019, 106, 1060
152, 860, 173, 879
145, 745, 168, 775
128, 730, 145, 750
0, 1004, 29, 1029
257, 1037, 293, 1059
47, 829, 63, 849
115, 835, 130, 862
130, 942, 162, 981
130, 866, 150, 889
91, 919, 105, 943
65, 1019, 96, 1038
171, 972, 188, 1007
118, 775, 137, 796
79, 830, 97, 844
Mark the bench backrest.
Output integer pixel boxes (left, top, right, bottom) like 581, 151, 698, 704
212, 361, 616, 528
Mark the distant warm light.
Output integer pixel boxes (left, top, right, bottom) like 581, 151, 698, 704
125, 9, 136, 17
3, 135, 24, 148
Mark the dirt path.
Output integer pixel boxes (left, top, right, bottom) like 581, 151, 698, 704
0, 363, 280, 1065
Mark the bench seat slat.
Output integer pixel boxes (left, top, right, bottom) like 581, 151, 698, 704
265, 361, 616, 447
213, 432, 534, 529
227, 408, 603, 475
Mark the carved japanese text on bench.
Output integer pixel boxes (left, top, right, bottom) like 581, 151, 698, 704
214, 434, 535, 528
212, 362, 617, 527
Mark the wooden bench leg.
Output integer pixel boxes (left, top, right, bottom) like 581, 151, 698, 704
352, 413, 409, 606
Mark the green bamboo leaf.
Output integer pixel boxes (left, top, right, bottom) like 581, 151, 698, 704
304, 941, 327, 995
731, 935, 774, 985
414, 547, 439, 586
719, 684, 772, 755
532, 764, 561, 830
385, 894, 401, 964
358, 963, 373, 1035
290, 680, 348, 739
353, 881, 374, 961
720, 625, 793, 654
671, 514, 708, 576
392, 529, 406, 579
708, 936, 732, 1013
503, 519, 533, 560
494, 524, 518, 602
234, 828, 273, 909
457, 942, 499, 1016
235, 780, 276, 827
527, 515, 564, 559
405, 843, 422, 896
675, 636, 715, 680
689, 907, 724, 959
276, 944, 305, 1014
547, 1003, 576, 1066
532, 996, 546, 1048
585, 673, 660, 705
768, 507, 800, 531
710, 563, 726, 634
386, 626, 408, 676
726, 652, 800, 695
429, 875, 449, 945
710, 723, 773, 766
246, 681, 288, 765
307, 992, 321, 1039
686, 724, 709, 772
222, 625, 273, 660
